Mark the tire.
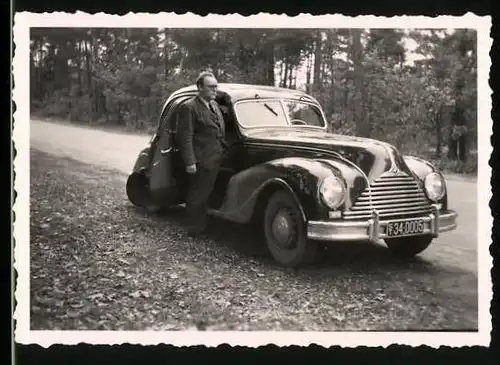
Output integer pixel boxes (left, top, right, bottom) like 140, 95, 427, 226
384, 235, 433, 257
263, 190, 317, 267
126, 172, 151, 208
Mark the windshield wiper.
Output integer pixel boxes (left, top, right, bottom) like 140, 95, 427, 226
264, 103, 278, 116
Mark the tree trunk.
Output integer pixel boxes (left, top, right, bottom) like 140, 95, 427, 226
83, 39, 95, 121
351, 29, 367, 137
280, 62, 284, 87
213, 30, 221, 79
77, 40, 83, 94
288, 64, 294, 89
330, 56, 335, 116
313, 31, 322, 93
448, 103, 468, 162
57, 42, 70, 92
436, 109, 442, 158
164, 29, 170, 79
458, 134, 467, 162
40, 42, 47, 99
321, 62, 327, 85
92, 34, 100, 118
448, 35, 469, 161
283, 62, 289, 88
447, 133, 457, 160
267, 43, 275, 86
343, 78, 349, 109
30, 40, 36, 101
305, 53, 312, 93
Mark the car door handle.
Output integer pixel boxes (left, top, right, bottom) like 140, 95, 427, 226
161, 147, 180, 155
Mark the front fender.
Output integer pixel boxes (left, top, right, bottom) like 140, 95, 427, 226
403, 155, 439, 180
212, 157, 365, 223
403, 155, 448, 210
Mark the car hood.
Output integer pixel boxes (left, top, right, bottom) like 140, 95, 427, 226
244, 127, 414, 180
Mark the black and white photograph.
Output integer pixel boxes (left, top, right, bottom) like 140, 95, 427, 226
13, 12, 492, 347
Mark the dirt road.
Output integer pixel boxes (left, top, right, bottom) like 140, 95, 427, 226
28, 119, 480, 331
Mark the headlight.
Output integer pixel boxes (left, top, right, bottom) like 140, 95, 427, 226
319, 176, 346, 209
424, 172, 445, 202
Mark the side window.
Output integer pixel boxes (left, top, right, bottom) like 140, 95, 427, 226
160, 97, 190, 134
171, 99, 190, 134
283, 100, 324, 127
158, 100, 175, 129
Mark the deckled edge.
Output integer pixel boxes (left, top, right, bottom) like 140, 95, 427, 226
12, 11, 491, 28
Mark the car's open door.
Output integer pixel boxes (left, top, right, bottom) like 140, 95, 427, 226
148, 97, 189, 207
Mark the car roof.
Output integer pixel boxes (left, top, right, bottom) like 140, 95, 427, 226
172, 83, 319, 104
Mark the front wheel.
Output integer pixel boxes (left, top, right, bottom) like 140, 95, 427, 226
384, 235, 433, 257
263, 190, 317, 267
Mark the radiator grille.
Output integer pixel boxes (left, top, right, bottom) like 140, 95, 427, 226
343, 173, 433, 220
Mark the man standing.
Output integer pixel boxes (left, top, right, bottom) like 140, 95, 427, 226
176, 72, 226, 235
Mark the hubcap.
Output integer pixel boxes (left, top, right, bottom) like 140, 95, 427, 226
271, 209, 294, 249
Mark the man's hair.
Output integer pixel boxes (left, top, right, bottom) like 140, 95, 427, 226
196, 71, 216, 89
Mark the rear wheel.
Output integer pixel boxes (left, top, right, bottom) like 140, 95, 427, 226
384, 236, 433, 257
126, 172, 151, 208
263, 190, 317, 267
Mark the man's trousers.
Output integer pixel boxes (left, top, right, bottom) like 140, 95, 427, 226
184, 158, 222, 232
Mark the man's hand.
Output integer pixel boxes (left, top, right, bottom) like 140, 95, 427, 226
186, 164, 197, 174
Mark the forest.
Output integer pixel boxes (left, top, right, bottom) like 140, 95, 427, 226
29, 28, 477, 173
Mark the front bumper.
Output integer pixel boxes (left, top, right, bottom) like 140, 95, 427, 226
307, 205, 458, 242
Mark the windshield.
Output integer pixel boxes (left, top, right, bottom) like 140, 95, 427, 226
235, 99, 326, 129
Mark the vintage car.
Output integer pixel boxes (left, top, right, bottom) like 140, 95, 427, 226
126, 83, 458, 267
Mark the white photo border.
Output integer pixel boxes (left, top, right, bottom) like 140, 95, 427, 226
12, 11, 493, 348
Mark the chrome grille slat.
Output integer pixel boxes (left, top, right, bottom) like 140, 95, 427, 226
371, 181, 415, 187
373, 175, 413, 178
354, 197, 428, 206
346, 205, 431, 215
372, 177, 413, 181
358, 193, 426, 201
362, 189, 421, 197
344, 172, 432, 220
345, 207, 432, 219
351, 200, 429, 210
370, 186, 420, 191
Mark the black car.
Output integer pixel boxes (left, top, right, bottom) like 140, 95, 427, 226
126, 83, 458, 267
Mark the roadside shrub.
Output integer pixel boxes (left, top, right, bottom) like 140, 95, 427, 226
429, 155, 478, 175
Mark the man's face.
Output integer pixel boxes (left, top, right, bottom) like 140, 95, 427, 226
199, 76, 218, 101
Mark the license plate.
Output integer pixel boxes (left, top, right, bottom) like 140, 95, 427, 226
386, 219, 425, 237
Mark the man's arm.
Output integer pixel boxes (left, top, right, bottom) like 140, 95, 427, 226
176, 103, 197, 170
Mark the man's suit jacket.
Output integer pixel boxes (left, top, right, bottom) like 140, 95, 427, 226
176, 95, 226, 170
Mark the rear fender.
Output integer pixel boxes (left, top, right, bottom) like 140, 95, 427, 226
131, 133, 158, 174
132, 146, 153, 174
127, 135, 158, 208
